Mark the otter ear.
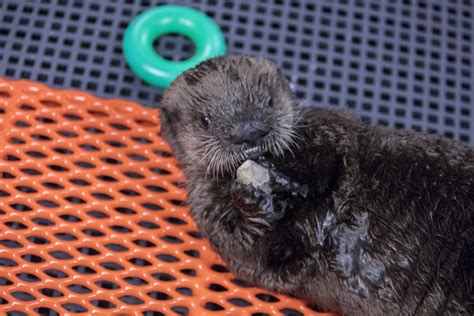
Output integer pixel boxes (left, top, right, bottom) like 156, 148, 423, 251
159, 106, 187, 161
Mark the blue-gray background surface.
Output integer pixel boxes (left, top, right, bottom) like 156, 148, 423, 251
0, 0, 473, 145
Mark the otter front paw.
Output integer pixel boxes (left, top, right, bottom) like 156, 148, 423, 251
230, 181, 274, 214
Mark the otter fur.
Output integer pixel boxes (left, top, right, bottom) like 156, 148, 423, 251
159, 55, 474, 315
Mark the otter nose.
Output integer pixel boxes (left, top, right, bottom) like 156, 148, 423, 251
231, 122, 269, 145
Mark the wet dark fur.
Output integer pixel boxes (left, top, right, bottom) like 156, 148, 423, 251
159, 55, 474, 315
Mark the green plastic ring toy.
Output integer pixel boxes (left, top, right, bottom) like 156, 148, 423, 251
123, 5, 226, 88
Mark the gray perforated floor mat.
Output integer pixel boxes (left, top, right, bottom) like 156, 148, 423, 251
0, 0, 473, 145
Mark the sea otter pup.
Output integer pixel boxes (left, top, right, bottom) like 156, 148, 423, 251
159, 55, 473, 315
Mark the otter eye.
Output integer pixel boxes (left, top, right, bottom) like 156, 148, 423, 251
200, 115, 210, 129
267, 97, 273, 108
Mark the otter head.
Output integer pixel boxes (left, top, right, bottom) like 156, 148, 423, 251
160, 55, 298, 178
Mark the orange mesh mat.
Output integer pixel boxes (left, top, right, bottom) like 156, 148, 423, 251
0, 79, 330, 315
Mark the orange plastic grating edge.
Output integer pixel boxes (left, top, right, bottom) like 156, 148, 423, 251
0, 79, 332, 315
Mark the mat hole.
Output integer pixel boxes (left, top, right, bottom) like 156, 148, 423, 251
138, 221, 160, 229
14, 120, 30, 127
184, 250, 200, 258
15, 185, 37, 193
280, 308, 304, 316
105, 140, 126, 147
57, 130, 78, 137
87, 109, 108, 117
110, 225, 132, 233
53, 147, 73, 155
156, 254, 179, 263
95, 280, 120, 290
16, 273, 40, 282
9, 137, 25, 144
0, 91, 11, 98
37, 200, 60, 208
204, 302, 225, 311
150, 167, 171, 175
1, 172, 15, 179
124, 276, 148, 286
127, 153, 149, 161
84, 126, 104, 134
100, 262, 124, 271
96, 174, 118, 182
187, 231, 203, 239
101, 157, 122, 165
32, 217, 55, 225
143, 311, 165, 316
74, 161, 95, 169
211, 264, 229, 273
146, 185, 167, 193
63, 113, 83, 121
79, 143, 100, 151
133, 239, 156, 248
39, 99, 61, 108
0, 258, 18, 267
0, 239, 22, 248
129, 258, 152, 267
141, 202, 163, 211
20, 104, 35, 111
180, 269, 196, 277
47, 164, 69, 172
90, 300, 116, 309
165, 217, 187, 225
152, 272, 176, 282
44, 269, 68, 278
161, 235, 183, 244
65, 196, 86, 204
35, 116, 56, 124
5, 154, 20, 161
62, 303, 87, 313
73, 265, 97, 274
154, 150, 172, 157
105, 243, 128, 252
231, 278, 252, 288
228, 298, 252, 307
5, 221, 27, 229
171, 307, 188, 316
110, 122, 130, 130
49, 251, 73, 260
69, 179, 91, 187
59, 214, 82, 222
42, 182, 64, 190
39, 288, 63, 297
54, 232, 77, 241
256, 293, 280, 302
78, 247, 101, 256
34, 307, 59, 316
21, 168, 42, 175
10, 203, 32, 211
0, 277, 13, 286
209, 283, 228, 292
132, 136, 152, 144
91, 192, 114, 200
26, 236, 50, 244
176, 287, 192, 296
147, 291, 172, 301
31, 134, 51, 141
114, 206, 136, 215
12, 292, 36, 301
88, 210, 109, 218
26, 151, 47, 158
67, 284, 92, 294
119, 295, 144, 305
21, 254, 45, 263
123, 171, 144, 179
82, 228, 104, 237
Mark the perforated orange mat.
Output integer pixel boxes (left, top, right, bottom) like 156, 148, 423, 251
0, 79, 331, 315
